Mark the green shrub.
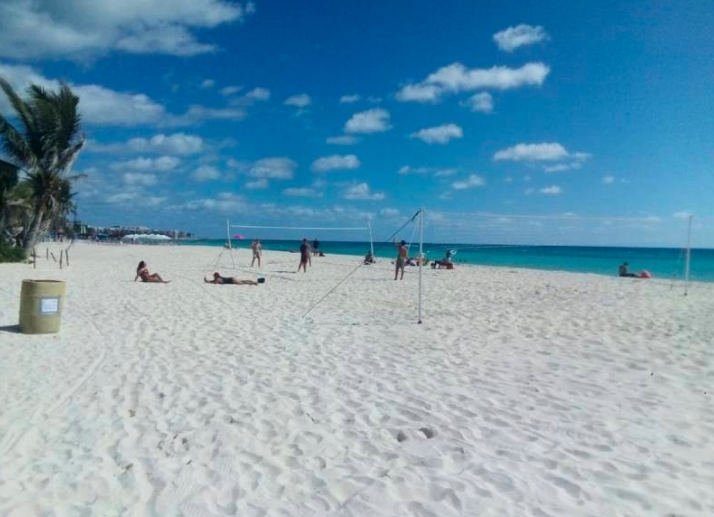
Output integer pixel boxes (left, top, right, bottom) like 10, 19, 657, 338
0, 243, 26, 263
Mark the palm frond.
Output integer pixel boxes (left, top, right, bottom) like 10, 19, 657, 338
0, 158, 19, 190
53, 83, 82, 154
0, 78, 37, 138
0, 116, 36, 169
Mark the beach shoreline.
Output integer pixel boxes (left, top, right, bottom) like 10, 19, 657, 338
170, 239, 714, 283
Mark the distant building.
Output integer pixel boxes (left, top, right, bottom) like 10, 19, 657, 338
72, 221, 193, 240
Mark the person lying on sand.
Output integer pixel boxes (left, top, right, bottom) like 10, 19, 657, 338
204, 272, 263, 285
135, 261, 170, 283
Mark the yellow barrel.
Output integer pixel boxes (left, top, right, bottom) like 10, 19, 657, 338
19, 280, 66, 334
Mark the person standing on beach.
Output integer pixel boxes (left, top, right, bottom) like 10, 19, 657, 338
312, 238, 320, 256
251, 239, 262, 268
298, 238, 311, 273
394, 240, 407, 280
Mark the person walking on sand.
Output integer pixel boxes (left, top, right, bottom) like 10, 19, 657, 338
251, 239, 262, 268
134, 261, 170, 283
298, 238, 311, 273
394, 240, 407, 280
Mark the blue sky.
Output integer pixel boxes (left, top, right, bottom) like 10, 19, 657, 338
0, 0, 712, 246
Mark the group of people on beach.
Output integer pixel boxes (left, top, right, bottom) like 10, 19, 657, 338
134, 237, 458, 285
134, 261, 264, 286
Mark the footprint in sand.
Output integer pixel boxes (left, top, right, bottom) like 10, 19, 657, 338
395, 427, 436, 442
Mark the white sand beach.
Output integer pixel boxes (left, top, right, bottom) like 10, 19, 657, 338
1, 242, 713, 517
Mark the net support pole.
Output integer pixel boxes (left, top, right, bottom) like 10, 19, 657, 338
226, 219, 236, 268
418, 208, 424, 324
684, 215, 693, 296
368, 221, 375, 259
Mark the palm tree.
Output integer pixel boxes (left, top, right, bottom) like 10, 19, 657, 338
45, 177, 79, 238
0, 78, 85, 255
0, 158, 21, 243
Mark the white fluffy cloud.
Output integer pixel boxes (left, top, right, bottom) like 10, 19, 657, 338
0, 0, 255, 59
122, 173, 158, 186
0, 62, 248, 127
398, 166, 429, 175
494, 142, 591, 172
380, 208, 400, 218
542, 164, 571, 173
184, 192, 245, 213
249, 158, 296, 179
326, 135, 359, 145
494, 143, 569, 161
342, 182, 385, 201
88, 133, 204, 155
344, 108, 392, 134
228, 87, 271, 107
395, 84, 442, 103
169, 105, 246, 126
340, 94, 361, 104
220, 86, 242, 96
245, 178, 269, 190
452, 174, 486, 190
112, 156, 181, 171
602, 175, 615, 184
115, 25, 217, 56
243, 87, 270, 101
284, 94, 312, 108
493, 24, 549, 52
674, 210, 693, 219
283, 187, 321, 198
410, 124, 463, 145
200, 79, 215, 89
543, 153, 591, 172
463, 92, 493, 113
398, 166, 457, 177
539, 185, 562, 195
129, 133, 204, 155
74, 84, 167, 125
396, 62, 550, 103
107, 192, 166, 207
192, 165, 221, 182
311, 154, 361, 172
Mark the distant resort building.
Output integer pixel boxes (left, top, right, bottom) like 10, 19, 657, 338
69, 221, 194, 241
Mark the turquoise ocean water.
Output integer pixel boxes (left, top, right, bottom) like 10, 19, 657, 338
179, 239, 714, 282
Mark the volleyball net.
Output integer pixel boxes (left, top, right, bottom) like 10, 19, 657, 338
206, 210, 700, 323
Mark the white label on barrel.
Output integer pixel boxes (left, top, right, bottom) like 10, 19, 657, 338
40, 297, 59, 315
